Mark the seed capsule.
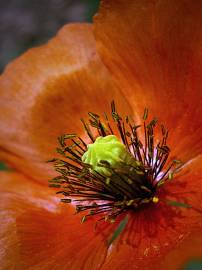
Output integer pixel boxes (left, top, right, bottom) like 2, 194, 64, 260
82, 135, 139, 177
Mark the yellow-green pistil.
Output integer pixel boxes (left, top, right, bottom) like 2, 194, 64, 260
82, 135, 141, 177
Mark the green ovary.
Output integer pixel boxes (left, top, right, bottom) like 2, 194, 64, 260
82, 135, 139, 177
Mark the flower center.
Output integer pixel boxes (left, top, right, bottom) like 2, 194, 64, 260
49, 101, 182, 223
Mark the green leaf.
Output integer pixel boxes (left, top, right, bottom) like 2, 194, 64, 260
0, 161, 12, 171
183, 260, 202, 270
166, 200, 192, 208
107, 215, 129, 246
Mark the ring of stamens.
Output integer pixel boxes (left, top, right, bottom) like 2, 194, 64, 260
49, 101, 182, 223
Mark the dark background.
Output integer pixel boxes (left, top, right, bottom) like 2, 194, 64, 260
0, 0, 99, 73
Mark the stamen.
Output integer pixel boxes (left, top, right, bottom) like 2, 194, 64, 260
49, 101, 184, 223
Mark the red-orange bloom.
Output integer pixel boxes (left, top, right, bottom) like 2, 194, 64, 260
0, 1, 202, 269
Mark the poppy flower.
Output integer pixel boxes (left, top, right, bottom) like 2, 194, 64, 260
0, 1, 202, 269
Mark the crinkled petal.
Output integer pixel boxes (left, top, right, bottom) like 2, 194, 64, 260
1, 155, 202, 270
94, 0, 202, 162
101, 155, 202, 270
0, 23, 131, 183
0, 171, 112, 270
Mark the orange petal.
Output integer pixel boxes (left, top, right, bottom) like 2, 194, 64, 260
0, 23, 131, 184
100, 155, 202, 270
0, 171, 113, 269
94, 1, 202, 162
1, 155, 202, 269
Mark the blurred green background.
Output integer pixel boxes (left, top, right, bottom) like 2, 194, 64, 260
183, 260, 202, 270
